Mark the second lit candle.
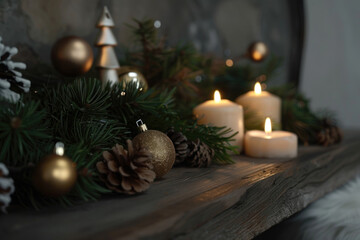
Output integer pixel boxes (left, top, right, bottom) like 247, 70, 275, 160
193, 90, 244, 151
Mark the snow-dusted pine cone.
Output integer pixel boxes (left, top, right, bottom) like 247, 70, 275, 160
96, 140, 156, 195
0, 36, 31, 102
167, 128, 188, 166
0, 163, 15, 213
316, 118, 343, 146
185, 139, 214, 168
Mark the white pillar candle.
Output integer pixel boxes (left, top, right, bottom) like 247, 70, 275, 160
244, 118, 297, 158
193, 90, 244, 151
236, 82, 282, 128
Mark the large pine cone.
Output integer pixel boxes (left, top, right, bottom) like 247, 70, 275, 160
96, 140, 156, 195
316, 118, 343, 146
0, 163, 15, 213
167, 128, 188, 166
185, 139, 214, 168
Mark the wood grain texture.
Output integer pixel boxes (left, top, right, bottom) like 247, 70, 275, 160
1, 131, 360, 240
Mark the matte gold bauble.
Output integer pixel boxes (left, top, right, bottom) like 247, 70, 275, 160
32, 153, 77, 197
118, 66, 148, 91
51, 36, 93, 76
133, 121, 175, 178
247, 41, 268, 62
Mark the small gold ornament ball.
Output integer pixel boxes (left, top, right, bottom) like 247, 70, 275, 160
133, 130, 175, 178
32, 154, 77, 197
51, 36, 93, 77
247, 41, 268, 62
118, 66, 148, 91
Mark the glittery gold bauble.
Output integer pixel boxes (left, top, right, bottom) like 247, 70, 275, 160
32, 154, 77, 197
118, 66, 148, 91
133, 130, 175, 178
51, 36, 93, 76
247, 41, 268, 62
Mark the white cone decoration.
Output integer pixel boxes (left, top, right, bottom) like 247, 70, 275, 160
97, 47, 120, 69
95, 6, 120, 85
0, 36, 31, 102
96, 27, 117, 46
96, 6, 115, 27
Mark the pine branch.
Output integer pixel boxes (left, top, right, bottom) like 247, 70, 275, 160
269, 85, 321, 144
0, 100, 50, 166
124, 19, 212, 104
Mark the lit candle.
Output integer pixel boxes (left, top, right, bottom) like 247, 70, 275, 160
193, 90, 244, 151
244, 117, 297, 158
236, 82, 281, 128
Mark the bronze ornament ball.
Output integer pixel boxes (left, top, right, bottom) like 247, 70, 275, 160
32, 153, 77, 197
118, 66, 148, 91
51, 36, 94, 76
133, 130, 175, 178
247, 41, 269, 62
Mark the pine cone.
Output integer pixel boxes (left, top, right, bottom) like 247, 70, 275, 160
0, 163, 15, 213
0, 36, 31, 103
185, 139, 214, 168
167, 128, 188, 166
96, 140, 156, 195
316, 118, 343, 146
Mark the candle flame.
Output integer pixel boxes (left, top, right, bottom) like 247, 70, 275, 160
254, 82, 262, 94
214, 90, 221, 102
265, 117, 272, 135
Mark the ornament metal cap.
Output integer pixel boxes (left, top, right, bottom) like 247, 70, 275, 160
54, 142, 65, 156
136, 119, 148, 132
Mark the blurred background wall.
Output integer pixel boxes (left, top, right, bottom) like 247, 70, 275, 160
300, 0, 360, 128
0, 0, 358, 128
0, 0, 290, 83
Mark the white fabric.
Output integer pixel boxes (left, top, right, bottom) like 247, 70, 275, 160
288, 177, 360, 240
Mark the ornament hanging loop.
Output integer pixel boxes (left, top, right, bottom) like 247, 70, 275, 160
54, 142, 65, 156
136, 119, 148, 132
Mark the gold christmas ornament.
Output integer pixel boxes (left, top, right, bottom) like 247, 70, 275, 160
247, 41, 268, 62
118, 66, 148, 91
51, 36, 93, 76
132, 120, 175, 178
32, 142, 77, 197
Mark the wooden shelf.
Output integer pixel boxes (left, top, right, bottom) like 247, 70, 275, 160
2, 130, 360, 240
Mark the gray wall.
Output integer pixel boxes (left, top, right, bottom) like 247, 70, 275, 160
301, 0, 360, 128
0, 0, 291, 86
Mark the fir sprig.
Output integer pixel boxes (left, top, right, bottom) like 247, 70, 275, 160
124, 19, 213, 104
269, 85, 321, 144
0, 100, 50, 165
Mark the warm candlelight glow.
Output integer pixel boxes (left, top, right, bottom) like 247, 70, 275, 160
254, 82, 262, 95
265, 117, 272, 135
225, 59, 234, 67
252, 51, 262, 61
214, 90, 221, 103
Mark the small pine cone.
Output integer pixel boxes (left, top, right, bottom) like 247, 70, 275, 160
96, 140, 156, 195
185, 139, 214, 168
167, 128, 188, 166
316, 118, 343, 146
0, 163, 15, 213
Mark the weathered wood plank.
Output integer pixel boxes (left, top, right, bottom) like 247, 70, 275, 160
1, 130, 360, 240
175, 142, 360, 240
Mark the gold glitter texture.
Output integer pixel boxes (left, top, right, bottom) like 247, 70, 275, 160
133, 130, 175, 178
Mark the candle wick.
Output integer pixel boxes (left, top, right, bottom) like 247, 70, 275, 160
265, 131, 271, 139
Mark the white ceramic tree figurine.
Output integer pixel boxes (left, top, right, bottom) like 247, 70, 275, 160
95, 6, 120, 85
